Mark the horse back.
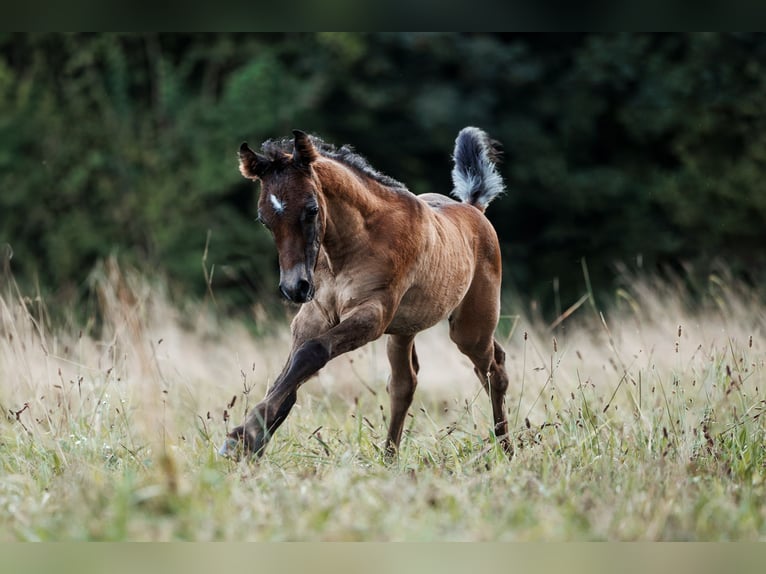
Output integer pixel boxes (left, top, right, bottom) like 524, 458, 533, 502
418, 193, 501, 269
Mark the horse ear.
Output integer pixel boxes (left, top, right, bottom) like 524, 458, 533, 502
292, 130, 319, 166
239, 142, 268, 179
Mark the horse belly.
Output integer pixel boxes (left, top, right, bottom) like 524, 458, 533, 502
385, 272, 473, 335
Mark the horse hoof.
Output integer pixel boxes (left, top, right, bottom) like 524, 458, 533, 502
218, 437, 240, 458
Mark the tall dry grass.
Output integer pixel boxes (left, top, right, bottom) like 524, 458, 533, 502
1, 258, 765, 540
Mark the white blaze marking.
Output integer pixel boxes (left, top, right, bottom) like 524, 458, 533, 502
269, 193, 285, 214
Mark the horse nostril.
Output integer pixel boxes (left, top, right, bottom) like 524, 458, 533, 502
279, 281, 311, 303
297, 279, 311, 301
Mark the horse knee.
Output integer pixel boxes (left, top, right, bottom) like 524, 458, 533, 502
387, 357, 418, 399
288, 339, 331, 382
388, 376, 417, 401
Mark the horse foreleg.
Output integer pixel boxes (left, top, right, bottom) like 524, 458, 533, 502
224, 301, 389, 458
384, 335, 418, 462
221, 304, 330, 457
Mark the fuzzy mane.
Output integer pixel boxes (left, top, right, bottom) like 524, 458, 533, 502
260, 135, 408, 191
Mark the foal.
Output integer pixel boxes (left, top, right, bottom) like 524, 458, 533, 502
221, 127, 511, 459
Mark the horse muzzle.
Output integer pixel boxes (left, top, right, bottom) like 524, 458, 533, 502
279, 274, 315, 303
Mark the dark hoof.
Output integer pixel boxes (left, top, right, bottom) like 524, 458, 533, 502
218, 425, 249, 460
383, 441, 401, 465
218, 436, 241, 458
219, 426, 267, 460
499, 436, 514, 460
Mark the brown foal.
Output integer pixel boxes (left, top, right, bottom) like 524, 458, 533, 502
220, 127, 511, 460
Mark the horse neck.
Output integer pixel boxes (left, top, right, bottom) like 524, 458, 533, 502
314, 159, 392, 264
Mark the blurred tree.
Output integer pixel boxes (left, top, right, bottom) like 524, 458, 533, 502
2, 33, 766, 320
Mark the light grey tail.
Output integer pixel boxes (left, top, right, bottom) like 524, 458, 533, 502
450, 126, 505, 212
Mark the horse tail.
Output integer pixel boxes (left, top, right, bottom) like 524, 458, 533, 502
450, 126, 505, 212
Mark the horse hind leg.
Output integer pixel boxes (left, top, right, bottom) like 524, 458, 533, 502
449, 308, 512, 458
384, 334, 418, 461
486, 340, 511, 454
457, 334, 512, 457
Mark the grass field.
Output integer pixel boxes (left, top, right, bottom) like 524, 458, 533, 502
1, 261, 765, 541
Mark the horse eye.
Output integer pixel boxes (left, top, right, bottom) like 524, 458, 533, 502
305, 205, 319, 219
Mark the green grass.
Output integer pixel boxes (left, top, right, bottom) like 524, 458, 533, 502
1, 266, 766, 540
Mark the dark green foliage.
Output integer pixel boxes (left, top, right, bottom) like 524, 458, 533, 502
2, 33, 765, 317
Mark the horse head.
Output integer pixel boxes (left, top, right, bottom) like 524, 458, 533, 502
238, 130, 324, 304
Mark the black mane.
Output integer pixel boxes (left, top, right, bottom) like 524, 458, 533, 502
260, 135, 408, 191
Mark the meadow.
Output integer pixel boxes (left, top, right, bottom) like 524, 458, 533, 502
1, 260, 765, 541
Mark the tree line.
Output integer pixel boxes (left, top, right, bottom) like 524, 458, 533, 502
2, 33, 765, 318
